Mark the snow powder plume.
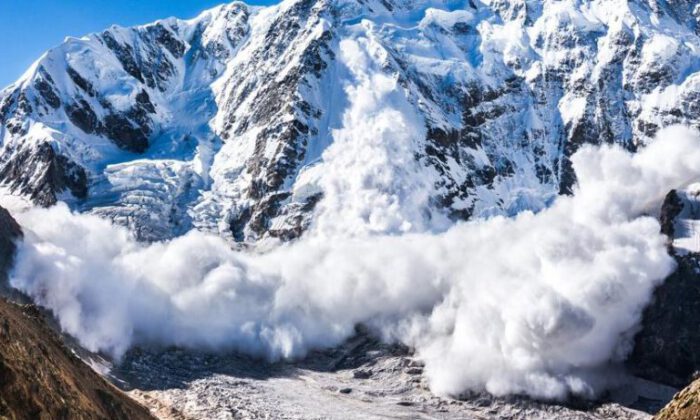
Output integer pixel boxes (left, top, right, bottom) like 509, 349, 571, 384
295, 38, 450, 238
7, 126, 700, 401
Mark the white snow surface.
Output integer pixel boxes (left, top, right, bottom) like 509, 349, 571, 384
1, 0, 700, 242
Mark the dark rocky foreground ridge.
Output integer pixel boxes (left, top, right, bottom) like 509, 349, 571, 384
634, 189, 700, 420
0, 207, 154, 420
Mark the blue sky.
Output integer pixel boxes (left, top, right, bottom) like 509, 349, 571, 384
0, 0, 278, 89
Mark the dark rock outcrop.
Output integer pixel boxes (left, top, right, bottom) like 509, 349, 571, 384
659, 190, 685, 239
0, 206, 22, 280
630, 254, 700, 388
0, 142, 88, 207
0, 206, 23, 302
630, 190, 700, 388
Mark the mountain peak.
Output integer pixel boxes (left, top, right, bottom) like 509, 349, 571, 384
1, 0, 700, 242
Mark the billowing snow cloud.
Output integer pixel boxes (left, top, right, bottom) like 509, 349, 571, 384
295, 37, 450, 237
9, 125, 700, 401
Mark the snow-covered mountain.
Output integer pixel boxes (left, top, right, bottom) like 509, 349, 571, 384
1, 0, 699, 243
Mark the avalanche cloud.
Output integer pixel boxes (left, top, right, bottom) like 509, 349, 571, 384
8, 126, 700, 400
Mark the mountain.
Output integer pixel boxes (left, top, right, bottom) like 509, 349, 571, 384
4, 1, 700, 417
1, 0, 699, 243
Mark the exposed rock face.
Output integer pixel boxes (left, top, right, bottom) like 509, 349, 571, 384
631, 188, 700, 387
0, 299, 155, 420
0, 205, 23, 302
655, 378, 700, 420
659, 190, 685, 239
1, 0, 699, 243
0, 206, 22, 279
0, 142, 87, 207
630, 254, 700, 388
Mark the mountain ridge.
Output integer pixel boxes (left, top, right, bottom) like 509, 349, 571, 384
1, 0, 700, 244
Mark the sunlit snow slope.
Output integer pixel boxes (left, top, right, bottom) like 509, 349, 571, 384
1, 0, 699, 242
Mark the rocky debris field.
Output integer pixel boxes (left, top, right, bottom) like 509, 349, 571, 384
111, 331, 673, 420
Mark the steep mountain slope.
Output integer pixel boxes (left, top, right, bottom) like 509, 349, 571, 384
1, 0, 699, 243
0, 299, 155, 420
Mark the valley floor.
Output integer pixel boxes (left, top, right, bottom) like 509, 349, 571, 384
97, 333, 676, 420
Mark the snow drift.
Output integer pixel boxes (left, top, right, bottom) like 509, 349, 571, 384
8, 126, 700, 400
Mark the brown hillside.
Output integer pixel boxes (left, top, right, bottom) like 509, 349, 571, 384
655, 378, 700, 420
0, 298, 154, 420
